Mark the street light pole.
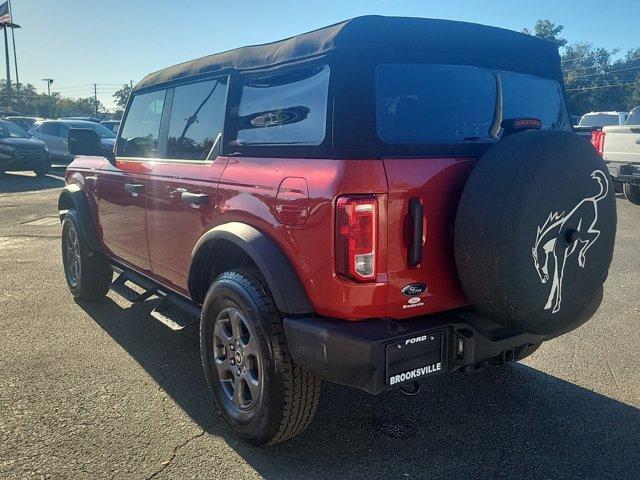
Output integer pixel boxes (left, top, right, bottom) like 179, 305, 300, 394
2, 24, 10, 99
42, 78, 53, 117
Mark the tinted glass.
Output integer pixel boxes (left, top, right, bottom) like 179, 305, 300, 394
71, 122, 116, 138
236, 65, 329, 146
579, 114, 619, 127
0, 121, 29, 138
118, 89, 166, 157
376, 64, 496, 143
627, 109, 640, 125
40, 123, 61, 136
376, 64, 570, 144
500, 72, 570, 131
167, 77, 228, 160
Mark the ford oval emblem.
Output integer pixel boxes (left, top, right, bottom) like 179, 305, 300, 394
401, 283, 427, 297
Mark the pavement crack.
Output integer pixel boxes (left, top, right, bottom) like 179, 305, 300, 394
146, 428, 208, 480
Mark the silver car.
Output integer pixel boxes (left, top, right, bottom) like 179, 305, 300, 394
29, 119, 116, 164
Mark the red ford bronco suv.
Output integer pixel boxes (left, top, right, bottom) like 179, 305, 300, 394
58, 16, 617, 445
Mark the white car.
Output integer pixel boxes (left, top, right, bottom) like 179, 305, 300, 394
595, 107, 640, 205
579, 111, 629, 129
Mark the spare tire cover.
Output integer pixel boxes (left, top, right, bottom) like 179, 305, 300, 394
454, 130, 616, 335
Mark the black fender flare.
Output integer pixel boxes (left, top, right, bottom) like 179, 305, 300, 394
188, 222, 313, 315
57, 184, 100, 251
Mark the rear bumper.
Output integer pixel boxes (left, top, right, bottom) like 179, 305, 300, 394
606, 162, 640, 184
283, 310, 548, 394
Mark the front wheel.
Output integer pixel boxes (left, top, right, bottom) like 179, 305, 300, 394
623, 183, 640, 205
61, 210, 112, 300
200, 268, 320, 445
34, 157, 51, 177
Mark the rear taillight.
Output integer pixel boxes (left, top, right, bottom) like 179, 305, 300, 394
336, 195, 378, 282
591, 130, 606, 156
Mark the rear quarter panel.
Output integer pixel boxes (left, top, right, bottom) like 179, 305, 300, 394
216, 156, 390, 319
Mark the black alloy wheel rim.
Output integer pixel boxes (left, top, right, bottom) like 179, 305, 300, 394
64, 224, 80, 288
213, 306, 263, 412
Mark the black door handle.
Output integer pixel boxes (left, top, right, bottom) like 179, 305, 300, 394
408, 198, 423, 266
181, 192, 209, 205
124, 183, 143, 196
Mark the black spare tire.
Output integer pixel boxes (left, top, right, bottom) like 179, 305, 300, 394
454, 130, 616, 336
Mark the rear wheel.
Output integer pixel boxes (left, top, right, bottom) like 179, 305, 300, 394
61, 210, 112, 301
623, 183, 640, 205
200, 268, 320, 445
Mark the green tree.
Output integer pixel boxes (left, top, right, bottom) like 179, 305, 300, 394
523, 19, 567, 47
113, 84, 132, 110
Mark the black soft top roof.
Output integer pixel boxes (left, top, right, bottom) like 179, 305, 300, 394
134, 15, 562, 92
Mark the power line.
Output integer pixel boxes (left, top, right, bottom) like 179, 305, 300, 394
566, 81, 637, 92
562, 54, 640, 73
567, 65, 640, 80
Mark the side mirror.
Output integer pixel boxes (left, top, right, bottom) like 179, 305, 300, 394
68, 128, 102, 156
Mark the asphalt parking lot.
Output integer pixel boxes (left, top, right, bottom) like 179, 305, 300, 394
0, 170, 639, 480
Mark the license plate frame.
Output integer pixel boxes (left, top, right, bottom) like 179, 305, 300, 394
385, 331, 444, 386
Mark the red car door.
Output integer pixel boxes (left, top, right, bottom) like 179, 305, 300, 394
146, 77, 230, 293
98, 88, 168, 273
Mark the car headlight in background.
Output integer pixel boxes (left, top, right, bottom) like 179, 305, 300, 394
0, 144, 17, 152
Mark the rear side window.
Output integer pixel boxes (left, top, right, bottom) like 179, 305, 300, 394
376, 64, 570, 144
118, 89, 167, 158
167, 77, 228, 160
40, 123, 61, 136
235, 65, 329, 146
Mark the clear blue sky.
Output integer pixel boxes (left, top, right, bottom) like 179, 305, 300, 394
8, 0, 639, 110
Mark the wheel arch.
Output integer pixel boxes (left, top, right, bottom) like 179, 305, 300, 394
188, 222, 313, 315
58, 184, 100, 251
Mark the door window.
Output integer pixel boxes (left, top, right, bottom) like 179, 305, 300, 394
167, 77, 228, 160
40, 123, 61, 136
118, 89, 167, 158
235, 65, 330, 146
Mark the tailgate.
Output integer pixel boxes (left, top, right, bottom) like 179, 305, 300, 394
602, 126, 640, 164
383, 157, 475, 319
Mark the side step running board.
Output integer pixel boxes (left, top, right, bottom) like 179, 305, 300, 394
109, 265, 201, 331
150, 294, 201, 331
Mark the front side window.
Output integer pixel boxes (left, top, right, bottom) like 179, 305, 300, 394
236, 65, 330, 146
40, 123, 61, 137
118, 89, 167, 158
376, 64, 570, 144
167, 77, 228, 160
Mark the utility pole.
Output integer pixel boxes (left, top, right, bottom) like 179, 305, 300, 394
42, 78, 53, 117
2, 24, 10, 100
93, 83, 98, 116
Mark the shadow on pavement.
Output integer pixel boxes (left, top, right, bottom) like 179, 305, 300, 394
0, 169, 65, 194
80, 298, 640, 479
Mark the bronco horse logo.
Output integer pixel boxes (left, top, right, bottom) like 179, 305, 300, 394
531, 170, 608, 313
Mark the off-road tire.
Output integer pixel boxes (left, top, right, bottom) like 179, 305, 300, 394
200, 268, 320, 446
61, 210, 112, 301
623, 183, 640, 205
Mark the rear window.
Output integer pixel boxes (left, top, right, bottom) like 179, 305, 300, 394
626, 109, 640, 125
578, 114, 619, 128
235, 65, 329, 146
376, 64, 570, 144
